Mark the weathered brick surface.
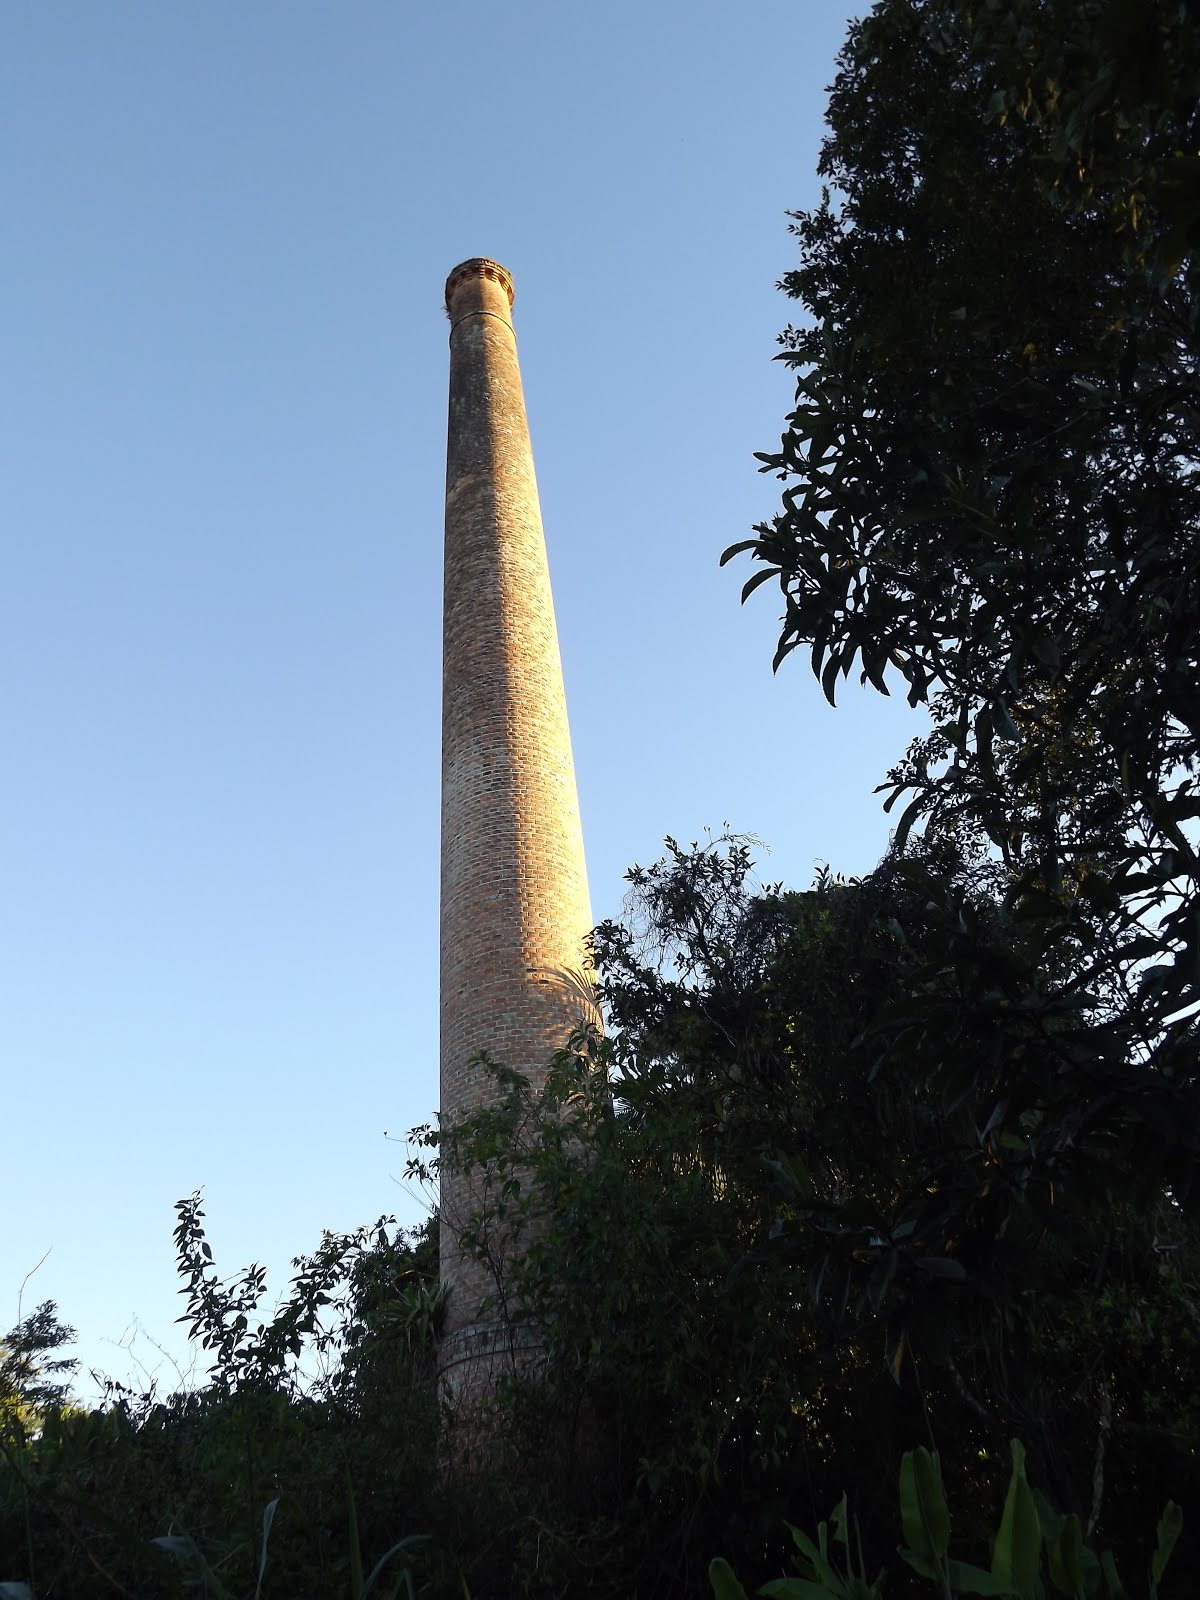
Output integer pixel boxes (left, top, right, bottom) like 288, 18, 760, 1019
439, 259, 596, 1397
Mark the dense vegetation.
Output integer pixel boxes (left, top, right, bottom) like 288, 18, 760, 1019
3, 0, 1197, 1593
727, 0, 1200, 1221
4, 837, 1195, 1594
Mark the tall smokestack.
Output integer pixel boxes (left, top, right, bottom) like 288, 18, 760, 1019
438, 258, 595, 1393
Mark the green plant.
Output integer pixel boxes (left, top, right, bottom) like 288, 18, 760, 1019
710, 1441, 1183, 1600
344, 1471, 429, 1600
0, 1207, 442, 1597
712, 1491, 884, 1600
726, 0, 1200, 1322
0, 1303, 78, 1444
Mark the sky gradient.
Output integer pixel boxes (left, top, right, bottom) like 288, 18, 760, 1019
1, 0, 923, 1397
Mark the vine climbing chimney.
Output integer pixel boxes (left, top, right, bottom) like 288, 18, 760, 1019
438, 258, 596, 1396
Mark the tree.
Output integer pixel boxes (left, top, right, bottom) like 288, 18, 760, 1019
426, 835, 1200, 1596
0, 1222, 441, 1597
725, 0, 1199, 1211
0, 1302, 77, 1441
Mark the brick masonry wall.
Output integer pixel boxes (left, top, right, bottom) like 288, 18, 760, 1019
439, 260, 596, 1396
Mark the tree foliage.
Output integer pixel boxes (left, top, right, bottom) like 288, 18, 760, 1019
0, 1303, 78, 1443
725, 0, 1200, 1234
3, 837, 1197, 1595
421, 836, 1200, 1596
0, 1220, 440, 1597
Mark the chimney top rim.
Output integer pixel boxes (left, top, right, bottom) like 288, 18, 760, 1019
445, 258, 515, 313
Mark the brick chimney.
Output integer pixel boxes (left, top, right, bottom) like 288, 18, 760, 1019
438, 258, 595, 1395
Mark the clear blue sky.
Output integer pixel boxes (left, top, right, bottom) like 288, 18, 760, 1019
1, 0, 921, 1398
